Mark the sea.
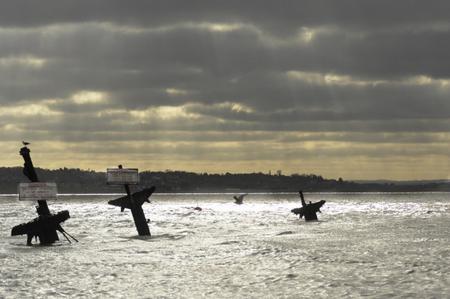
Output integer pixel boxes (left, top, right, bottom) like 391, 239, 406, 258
0, 192, 449, 298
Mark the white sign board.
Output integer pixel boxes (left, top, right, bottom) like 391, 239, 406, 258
107, 168, 139, 185
18, 182, 58, 201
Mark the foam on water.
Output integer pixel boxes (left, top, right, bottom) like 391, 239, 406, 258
1, 192, 449, 298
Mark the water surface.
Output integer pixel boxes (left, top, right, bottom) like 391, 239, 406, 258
1, 192, 449, 298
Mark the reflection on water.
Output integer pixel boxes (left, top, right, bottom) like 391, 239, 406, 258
0, 193, 449, 298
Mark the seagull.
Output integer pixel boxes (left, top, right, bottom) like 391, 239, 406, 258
233, 193, 248, 205
22, 141, 30, 146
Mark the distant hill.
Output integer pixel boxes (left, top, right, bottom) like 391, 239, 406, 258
1, 167, 450, 193
354, 179, 450, 185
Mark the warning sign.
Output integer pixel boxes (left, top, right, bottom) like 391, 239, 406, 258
107, 168, 139, 185
18, 182, 58, 201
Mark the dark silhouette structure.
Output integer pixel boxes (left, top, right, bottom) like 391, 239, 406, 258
14, 146, 67, 245
108, 165, 155, 236
20, 146, 39, 183
11, 210, 73, 245
291, 191, 326, 221
233, 193, 247, 204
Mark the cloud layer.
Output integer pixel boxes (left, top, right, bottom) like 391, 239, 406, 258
1, 1, 449, 179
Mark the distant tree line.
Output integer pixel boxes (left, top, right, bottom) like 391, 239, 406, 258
0, 167, 449, 193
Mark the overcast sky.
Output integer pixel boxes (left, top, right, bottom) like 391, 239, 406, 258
1, 1, 450, 180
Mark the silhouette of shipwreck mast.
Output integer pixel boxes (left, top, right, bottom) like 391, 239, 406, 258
291, 190, 326, 221
12, 145, 72, 245
107, 165, 155, 236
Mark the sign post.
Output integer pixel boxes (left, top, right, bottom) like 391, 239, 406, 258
13, 145, 72, 245
19, 146, 54, 217
107, 165, 153, 236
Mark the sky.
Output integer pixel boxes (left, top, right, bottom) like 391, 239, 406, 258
1, 0, 450, 180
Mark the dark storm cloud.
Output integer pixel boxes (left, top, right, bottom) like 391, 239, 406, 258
2, 7, 450, 85
1, 21, 450, 124
1, 0, 450, 33
0, 1, 449, 178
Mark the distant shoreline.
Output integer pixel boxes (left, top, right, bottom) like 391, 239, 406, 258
1, 167, 449, 193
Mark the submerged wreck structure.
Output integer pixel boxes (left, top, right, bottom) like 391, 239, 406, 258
291, 190, 326, 221
11, 210, 77, 245
11, 144, 74, 245
107, 165, 155, 236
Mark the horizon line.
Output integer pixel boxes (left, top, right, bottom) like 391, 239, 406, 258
1, 165, 449, 183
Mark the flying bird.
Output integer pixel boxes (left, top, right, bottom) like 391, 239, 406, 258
22, 141, 30, 146
233, 193, 248, 205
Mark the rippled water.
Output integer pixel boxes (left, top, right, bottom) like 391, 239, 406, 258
1, 192, 449, 298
